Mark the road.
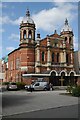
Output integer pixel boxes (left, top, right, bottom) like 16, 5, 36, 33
1, 90, 79, 119
2, 104, 78, 119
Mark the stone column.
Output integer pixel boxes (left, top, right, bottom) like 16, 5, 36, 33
31, 31, 34, 43
37, 47, 40, 65
60, 52, 64, 63
35, 39, 40, 73
21, 30, 23, 40
26, 29, 28, 43
63, 50, 66, 62
62, 39, 66, 65
63, 50, 66, 66
47, 48, 51, 64
71, 52, 73, 64
47, 36, 51, 70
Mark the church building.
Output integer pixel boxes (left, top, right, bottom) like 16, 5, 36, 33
6, 9, 77, 85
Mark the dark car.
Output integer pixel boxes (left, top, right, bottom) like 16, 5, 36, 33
7, 82, 18, 90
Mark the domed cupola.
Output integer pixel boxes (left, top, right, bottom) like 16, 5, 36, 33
60, 18, 74, 50
61, 18, 72, 33
19, 9, 36, 47
22, 9, 34, 24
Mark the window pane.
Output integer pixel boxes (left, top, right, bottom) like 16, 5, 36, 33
23, 30, 26, 39
52, 53, 54, 62
42, 52, 44, 62
28, 30, 32, 39
57, 53, 59, 62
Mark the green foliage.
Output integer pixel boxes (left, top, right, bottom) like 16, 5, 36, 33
2, 82, 9, 85
16, 82, 26, 89
66, 85, 73, 94
72, 86, 80, 97
67, 84, 80, 97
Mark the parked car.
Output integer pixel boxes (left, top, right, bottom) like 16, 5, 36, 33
25, 81, 50, 91
7, 82, 18, 90
0, 85, 7, 92
25, 85, 31, 91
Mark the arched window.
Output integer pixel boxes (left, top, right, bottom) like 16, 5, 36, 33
52, 53, 54, 62
51, 71, 56, 76
66, 54, 68, 63
54, 43, 57, 47
65, 37, 67, 41
23, 30, 26, 39
28, 30, 32, 39
69, 37, 71, 44
57, 53, 59, 62
70, 72, 74, 76
61, 72, 65, 77
42, 52, 45, 62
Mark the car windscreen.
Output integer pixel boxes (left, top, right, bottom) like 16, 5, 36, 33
10, 83, 16, 85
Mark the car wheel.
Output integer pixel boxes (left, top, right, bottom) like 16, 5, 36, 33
44, 88, 47, 91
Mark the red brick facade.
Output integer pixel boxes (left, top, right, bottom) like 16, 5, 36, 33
3, 10, 77, 85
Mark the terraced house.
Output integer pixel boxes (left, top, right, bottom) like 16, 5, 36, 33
3, 9, 79, 85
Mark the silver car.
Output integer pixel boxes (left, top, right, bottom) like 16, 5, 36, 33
7, 82, 18, 90
25, 81, 50, 91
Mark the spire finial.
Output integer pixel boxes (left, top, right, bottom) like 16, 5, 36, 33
37, 31, 40, 38
65, 18, 68, 25
54, 29, 57, 34
26, 9, 30, 17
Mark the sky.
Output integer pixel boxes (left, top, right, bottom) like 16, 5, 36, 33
0, 1, 79, 59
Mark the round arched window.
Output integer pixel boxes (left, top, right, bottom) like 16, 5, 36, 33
42, 52, 45, 62
23, 30, 26, 39
52, 53, 54, 62
65, 37, 67, 41
28, 30, 32, 39
69, 37, 71, 44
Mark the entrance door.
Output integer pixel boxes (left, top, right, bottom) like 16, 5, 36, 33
70, 72, 75, 85
50, 71, 60, 86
